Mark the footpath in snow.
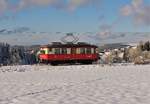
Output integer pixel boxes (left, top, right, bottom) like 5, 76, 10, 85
0, 64, 150, 104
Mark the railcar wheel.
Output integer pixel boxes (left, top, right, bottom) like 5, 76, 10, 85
51, 62, 59, 66
78, 60, 93, 65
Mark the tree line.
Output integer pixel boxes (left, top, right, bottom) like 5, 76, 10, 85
0, 42, 38, 66
139, 41, 150, 51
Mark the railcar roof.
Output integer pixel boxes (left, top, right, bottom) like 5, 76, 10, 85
40, 43, 98, 48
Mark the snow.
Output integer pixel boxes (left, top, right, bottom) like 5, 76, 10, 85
0, 64, 150, 104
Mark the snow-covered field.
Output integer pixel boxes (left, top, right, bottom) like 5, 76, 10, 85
1, 64, 150, 104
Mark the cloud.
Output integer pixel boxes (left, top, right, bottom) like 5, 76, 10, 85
14, 0, 101, 12
0, 27, 30, 34
98, 24, 112, 38
88, 32, 127, 42
134, 7, 150, 25
0, 29, 6, 33
67, 0, 100, 11
0, 0, 8, 14
132, 0, 143, 9
120, 0, 144, 16
0, 0, 102, 14
12, 0, 62, 12
121, 0, 150, 26
120, 5, 133, 16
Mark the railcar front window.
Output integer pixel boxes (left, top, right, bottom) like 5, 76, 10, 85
96, 48, 99, 53
91, 48, 94, 54
40, 50, 45, 54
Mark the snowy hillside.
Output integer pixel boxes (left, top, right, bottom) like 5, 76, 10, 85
1, 30, 150, 45
0, 64, 150, 104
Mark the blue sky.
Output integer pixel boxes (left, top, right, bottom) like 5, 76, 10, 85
0, 0, 139, 32
1, 0, 150, 32
0, 0, 150, 45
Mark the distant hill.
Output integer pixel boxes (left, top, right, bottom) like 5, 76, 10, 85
0, 31, 150, 45
99, 43, 130, 51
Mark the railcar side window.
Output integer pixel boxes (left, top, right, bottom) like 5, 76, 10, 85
80, 48, 86, 54
96, 48, 99, 53
86, 48, 91, 54
54, 48, 61, 54
71, 48, 76, 54
67, 48, 71, 54
62, 48, 67, 54
76, 48, 80, 54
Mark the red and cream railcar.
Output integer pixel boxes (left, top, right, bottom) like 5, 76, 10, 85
38, 42, 99, 65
